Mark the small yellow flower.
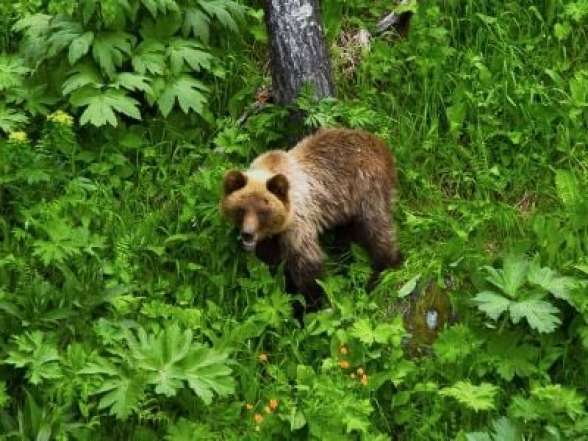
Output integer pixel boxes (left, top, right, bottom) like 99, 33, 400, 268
253, 413, 264, 424
356, 367, 365, 376
47, 110, 74, 126
246, 403, 255, 410
340, 360, 350, 369
269, 399, 279, 410
263, 405, 271, 414
8, 131, 27, 142
339, 345, 348, 355
361, 374, 369, 386
258, 353, 268, 363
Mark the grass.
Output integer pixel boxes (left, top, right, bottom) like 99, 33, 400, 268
1, 0, 587, 439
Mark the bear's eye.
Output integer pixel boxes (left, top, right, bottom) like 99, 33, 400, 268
258, 209, 269, 222
235, 208, 245, 221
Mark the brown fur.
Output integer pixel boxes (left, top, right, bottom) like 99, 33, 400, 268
221, 128, 401, 316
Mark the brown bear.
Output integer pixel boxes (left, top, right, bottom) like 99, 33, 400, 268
220, 127, 401, 316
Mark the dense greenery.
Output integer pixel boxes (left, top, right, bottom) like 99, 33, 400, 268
1, 0, 587, 439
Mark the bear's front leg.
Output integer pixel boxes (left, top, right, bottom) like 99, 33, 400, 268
282, 232, 326, 315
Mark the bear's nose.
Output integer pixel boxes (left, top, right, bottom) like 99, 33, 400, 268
241, 232, 254, 243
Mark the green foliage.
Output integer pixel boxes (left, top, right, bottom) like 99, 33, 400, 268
1, 0, 588, 439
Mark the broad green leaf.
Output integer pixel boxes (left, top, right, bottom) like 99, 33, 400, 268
47, 19, 84, 57
62, 62, 103, 95
0, 55, 30, 91
484, 255, 528, 298
182, 346, 235, 405
69, 31, 94, 65
0, 105, 28, 133
200, 0, 244, 33
473, 291, 511, 321
527, 259, 579, 304
96, 376, 143, 420
112, 73, 152, 94
183, 8, 211, 42
439, 381, 498, 412
154, 75, 208, 117
509, 299, 561, 333
398, 274, 420, 298
5, 331, 62, 385
351, 319, 376, 345
167, 39, 213, 75
132, 40, 166, 75
141, 0, 179, 18
433, 324, 483, 364
71, 88, 141, 127
555, 169, 582, 207
92, 31, 135, 77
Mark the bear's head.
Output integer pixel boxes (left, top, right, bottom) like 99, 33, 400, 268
220, 169, 291, 252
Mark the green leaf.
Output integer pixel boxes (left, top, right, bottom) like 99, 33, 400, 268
555, 169, 582, 207
183, 8, 211, 42
0, 55, 30, 91
132, 40, 166, 75
484, 254, 528, 298
509, 299, 561, 333
5, 331, 62, 385
154, 75, 208, 117
69, 31, 94, 65
62, 62, 103, 95
182, 345, 235, 405
473, 291, 511, 321
112, 72, 152, 94
71, 88, 141, 127
398, 274, 420, 298
0, 105, 28, 133
96, 376, 143, 420
92, 31, 135, 77
47, 19, 84, 57
439, 381, 498, 412
199, 0, 245, 33
141, 0, 179, 18
527, 258, 579, 304
167, 39, 213, 75
351, 319, 376, 345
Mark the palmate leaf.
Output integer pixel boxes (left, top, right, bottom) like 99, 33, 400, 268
486, 331, 539, 380
0, 55, 29, 91
509, 299, 561, 333
96, 375, 143, 420
92, 31, 135, 77
70, 87, 141, 127
527, 258, 580, 304
112, 72, 152, 94
483, 254, 528, 298
473, 291, 511, 321
154, 74, 208, 117
69, 31, 94, 65
0, 105, 28, 133
132, 40, 166, 75
141, 0, 179, 18
439, 381, 498, 412
167, 39, 213, 75
62, 62, 103, 95
47, 19, 84, 57
183, 7, 211, 42
181, 345, 235, 405
351, 319, 376, 345
5, 331, 62, 385
199, 0, 245, 33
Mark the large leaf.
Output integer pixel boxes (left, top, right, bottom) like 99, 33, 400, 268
62, 62, 103, 95
92, 31, 135, 77
132, 40, 166, 75
182, 346, 235, 405
555, 169, 582, 207
527, 258, 579, 304
483, 254, 528, 298
71, 88, 141, 127
154, 75, 208, 117
183, 7, 211, 42
167, 39, 213, 75
69, 31, 94, 65
199, 0, 245, 33
439, 381, 498, 412
509, 299, 561, 333
473, 291, 511, 321
95, 375, 143, 420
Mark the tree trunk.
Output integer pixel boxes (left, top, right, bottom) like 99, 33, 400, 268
263, 0, 336, 106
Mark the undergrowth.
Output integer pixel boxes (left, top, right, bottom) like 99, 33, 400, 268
1, 0, 587, 439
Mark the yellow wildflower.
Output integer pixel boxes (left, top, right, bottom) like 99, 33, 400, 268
47, 110, 74, 126
8, 131, 27, 142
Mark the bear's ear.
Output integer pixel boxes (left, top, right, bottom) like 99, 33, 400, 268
223, 170, 247, 195
267, 174, 289, 202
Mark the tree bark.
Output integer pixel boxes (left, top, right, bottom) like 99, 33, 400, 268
263, 0, 336, 106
